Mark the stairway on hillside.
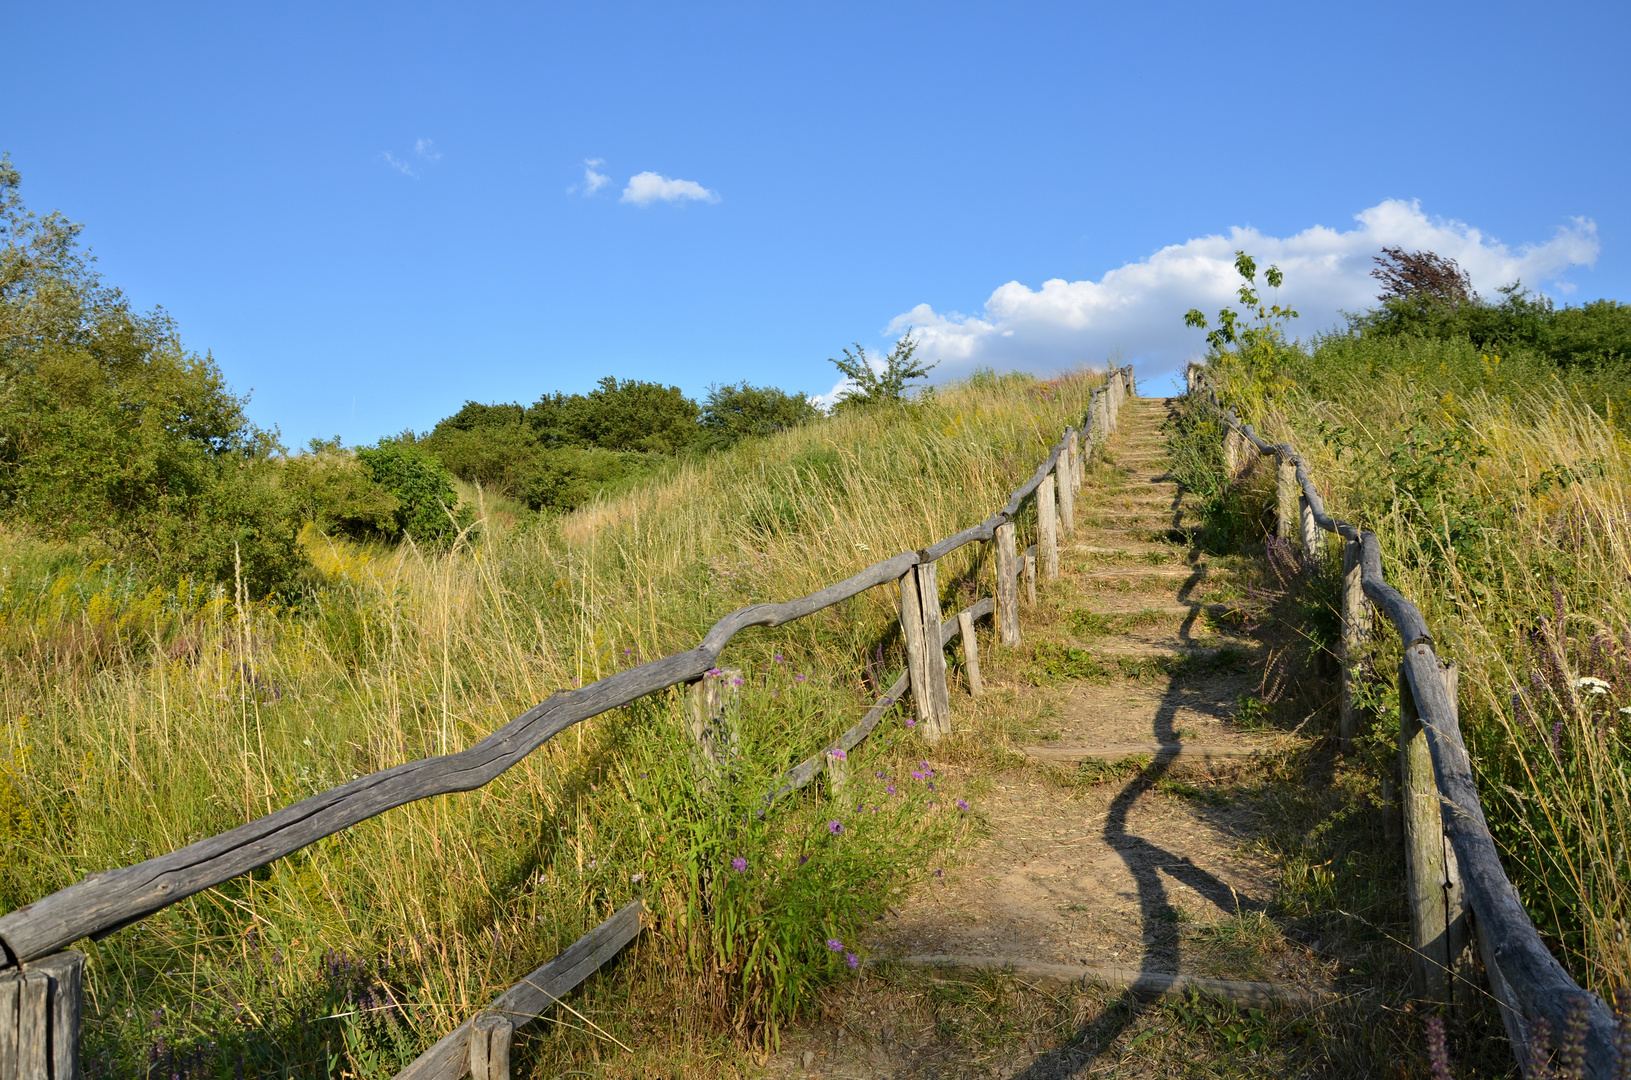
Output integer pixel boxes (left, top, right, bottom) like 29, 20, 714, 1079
773, 397, 1331, 1079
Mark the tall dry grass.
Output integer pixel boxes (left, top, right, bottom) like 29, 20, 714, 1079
0, 369, 1100, 1075
1258, 374, 1631, 993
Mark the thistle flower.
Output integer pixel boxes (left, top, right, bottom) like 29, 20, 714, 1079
827, 820, 844, 835
827, 938, 844, 952
957, 799, 968, 811
731, 857, 747, 872
845, 951, 859, 969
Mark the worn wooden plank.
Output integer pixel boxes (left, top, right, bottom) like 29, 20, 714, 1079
1058, 435, 1076, 537
468, 1012, 512, 1080
995, 523, 1020, 647
1039, 475, 1058, 581
16, 972, 47, 1080
915, 562, 952, 742
1024, 548, 1037, 606
1275, 454, 1297, 540
899, 568, 931, 733
1400, 660, 1451, 1003
1339, 537, 1369, 751
687, 667, 740, 791
1298, 495, 1321, 557
395, 900, 643, 1080
0, 972, 17, 1079
958, 611, 983, 697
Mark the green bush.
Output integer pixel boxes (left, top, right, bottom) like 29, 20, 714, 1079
354, 441, 467, 542
700, 382, 818, 444
0, 156, 303, 596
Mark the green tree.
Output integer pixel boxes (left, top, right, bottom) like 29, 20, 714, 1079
1184, 251, 1298, 406
827, 330, 938, 410
529, 377, 700, 453
700, 381, 818, 444
0, 155, 303, 594
355, 440, 467, 542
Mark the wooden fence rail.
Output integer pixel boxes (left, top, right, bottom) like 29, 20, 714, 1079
0, 368, 1133, 1080
1186, 362, 1620, 1079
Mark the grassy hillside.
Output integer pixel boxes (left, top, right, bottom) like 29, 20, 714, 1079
0, 368, 1100, 1077
1181, 329, 1631, 999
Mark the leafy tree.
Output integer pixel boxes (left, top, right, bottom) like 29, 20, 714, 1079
278, 440, 402, 539
1372, 246, 1477, 310
530, 377, 700, 453
354, 440, 467, 542
0, 155, 303, 594
827, 331, 937, 410
700, 381, 818, 443
1184, 252, 1298, 406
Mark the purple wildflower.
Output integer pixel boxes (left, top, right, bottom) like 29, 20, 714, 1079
935, 869, 944, 877
928, 782, 935, 791
830, 748, 847, 760
911, 770, 925, 781
1426, 1017, 1453, 1080
827, 938, 844, 952
774, 653, 785, 663
845, 951, 859, 969
731, 676, 744, 686
827, 820, 844, 835
794, 672, 806, 682
731, 857, 748, 872
885, 785, 896, 796
880, 697, 893, 706
799, 854, 809, 865
707, 667, 722, 676
957, 799, 968, 811
905, 718, 917, 727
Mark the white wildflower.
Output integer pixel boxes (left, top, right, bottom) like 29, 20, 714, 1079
1574, 676, 1611, 696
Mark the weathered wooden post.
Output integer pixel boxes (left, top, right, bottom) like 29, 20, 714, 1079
1299, 493, 1322, 557
688, 667, 740, 792
900, 563, 951, 741
1223, 427, 1242, 476
994, 522, 1020, 647
1057, 443, 1075, 538
469, 1011, 514, 1080
1339, 538, 1370, 751
1039, 474, 1059, 580
1398, 659, 1466, 1005
1275, 453, 1298, 541
957, 610, 984, 697
0, 950, 83, 1079
1065, 428, 1081, 495
1023, 550, 1037, 606
825, 747, 848, 795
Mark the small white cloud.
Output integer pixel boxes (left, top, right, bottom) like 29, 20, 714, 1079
621, 171, 720, 206
414, 137, 443, 162
381, 151, 416, 178
888, 200, 1600, 389
569, 158, 610, 196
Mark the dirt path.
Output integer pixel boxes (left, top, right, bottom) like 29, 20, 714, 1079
769, 396, 1331, 1079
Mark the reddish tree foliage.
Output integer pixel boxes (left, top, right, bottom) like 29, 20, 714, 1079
1372, 247, 1477, 308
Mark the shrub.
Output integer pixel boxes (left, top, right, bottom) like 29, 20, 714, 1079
355, 441, 467, 542
700, 382, 818, 444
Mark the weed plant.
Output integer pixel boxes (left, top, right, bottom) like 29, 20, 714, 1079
0, 370, 1100, 1075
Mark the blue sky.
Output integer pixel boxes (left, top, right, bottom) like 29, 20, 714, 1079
6, 1, 1628, 447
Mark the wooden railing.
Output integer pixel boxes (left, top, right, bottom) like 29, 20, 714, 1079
1185, 362, 1620, 1079
0, 367, 1133, 1080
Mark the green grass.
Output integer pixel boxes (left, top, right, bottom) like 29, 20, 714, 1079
1181, 325, 1631, 1046
0, 370, 1103, 1076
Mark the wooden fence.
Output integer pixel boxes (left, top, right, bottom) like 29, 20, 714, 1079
1185, 362, 1620, 1079
0, 368, 1133, 1080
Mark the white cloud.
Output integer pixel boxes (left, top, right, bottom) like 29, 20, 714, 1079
621, 171, 720, 206
886, 200, 1600, 391
381, 151, 416, 177
414, 137, 442, 162
568, 158, 611, 196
